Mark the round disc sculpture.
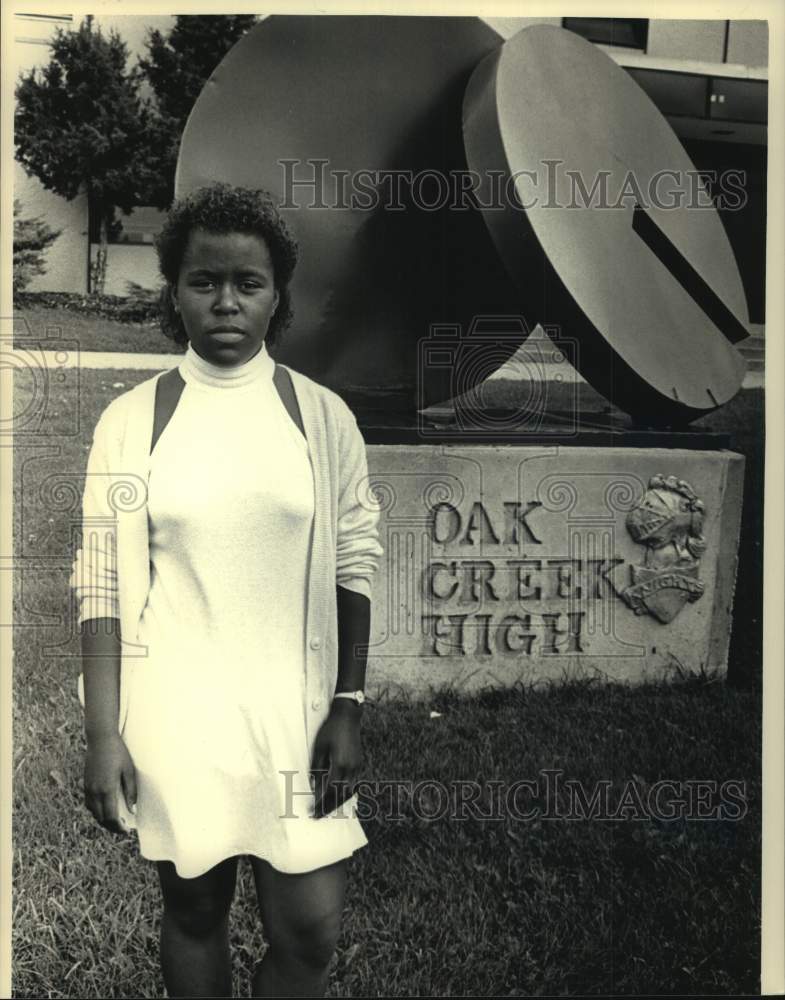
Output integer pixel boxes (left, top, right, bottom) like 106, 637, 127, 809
178, 18, 749, 425
463, 24, 749, 425
175, 15, 529, 409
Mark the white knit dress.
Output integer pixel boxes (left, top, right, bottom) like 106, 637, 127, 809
121, 340, 369, 878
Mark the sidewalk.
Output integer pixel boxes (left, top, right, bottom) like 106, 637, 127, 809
34, 350, 183, 370
31, 348, 764, 389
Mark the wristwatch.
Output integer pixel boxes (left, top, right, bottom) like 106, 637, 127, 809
333, 690, 366, 706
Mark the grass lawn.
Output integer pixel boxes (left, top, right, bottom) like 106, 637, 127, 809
14, 306, 175, 355
12, 365, 762, 997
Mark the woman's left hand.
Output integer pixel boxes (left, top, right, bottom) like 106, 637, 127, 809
310, 701, 363, 818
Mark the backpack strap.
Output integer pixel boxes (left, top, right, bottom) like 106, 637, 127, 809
273, 363, 306, 439
150, 367, 186, 455
149, 360, 305, 456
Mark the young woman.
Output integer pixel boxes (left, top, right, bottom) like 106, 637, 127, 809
71, 183, 383, 998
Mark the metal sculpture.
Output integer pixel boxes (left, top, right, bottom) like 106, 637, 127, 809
177, 19, 750, 425
463, 24, 749, 424
176, 15, 524, 408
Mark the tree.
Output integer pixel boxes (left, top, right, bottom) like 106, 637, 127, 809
15, 16, 156, 295
12, 199, 61, 295
139, 15, 258, 208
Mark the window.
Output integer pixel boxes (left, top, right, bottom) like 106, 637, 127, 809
15, 13, 73, 22
89, 207, 166, 246
562, 18, 648, 50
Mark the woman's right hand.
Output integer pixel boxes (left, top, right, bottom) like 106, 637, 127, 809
84, 732, 137, 834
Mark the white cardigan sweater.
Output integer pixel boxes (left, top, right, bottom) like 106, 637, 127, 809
69, 361, 384, 748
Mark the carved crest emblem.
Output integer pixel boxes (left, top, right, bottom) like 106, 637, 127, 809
621, 475, 706, 624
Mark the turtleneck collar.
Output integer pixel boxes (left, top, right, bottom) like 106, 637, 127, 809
178, 339, 274, 389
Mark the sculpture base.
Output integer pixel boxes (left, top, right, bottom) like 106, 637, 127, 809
363, 444, 744, 697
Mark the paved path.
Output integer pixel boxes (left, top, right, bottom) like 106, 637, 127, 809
30, 348, 764, 390
32, 350, 184, 371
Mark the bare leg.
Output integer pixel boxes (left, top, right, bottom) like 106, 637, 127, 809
249, 856, 348, 998
157, 856, 239, 998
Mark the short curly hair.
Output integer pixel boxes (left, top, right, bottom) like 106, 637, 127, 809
154, 183, 299, 348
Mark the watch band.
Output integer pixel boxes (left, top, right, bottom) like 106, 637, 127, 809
333, 690, 366, 705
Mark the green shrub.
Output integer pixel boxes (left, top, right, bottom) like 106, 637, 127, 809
13, 199, 62, 295
14, 289, 161, 324
124, 280, 163, 319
